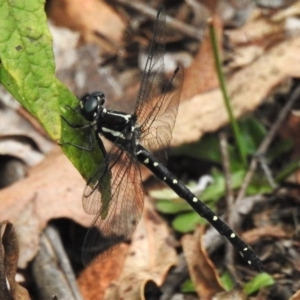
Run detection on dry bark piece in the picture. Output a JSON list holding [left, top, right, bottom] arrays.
[[32, 225, 83, 300]]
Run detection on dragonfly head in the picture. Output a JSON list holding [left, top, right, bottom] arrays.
[[80, 91, 105, 121]]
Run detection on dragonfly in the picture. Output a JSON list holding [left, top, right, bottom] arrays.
[[61, 6, 263, 271]]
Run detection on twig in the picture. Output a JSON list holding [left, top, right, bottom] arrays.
[[219, 131, 234, 205], [237, 84, 300, 201], [114, 0, 203, 41], [219, 131, 238, 277], [31, 225, 83, 300], [258, 155, 277, 188]]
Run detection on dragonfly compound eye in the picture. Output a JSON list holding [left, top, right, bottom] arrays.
[[90, 91, 105, 106], [82, 94, 100, 121]]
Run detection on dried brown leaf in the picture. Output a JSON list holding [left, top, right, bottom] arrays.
[[78, 244, 129, 300], [2, 223, 19, 294], [0, 147, 92, 268], [181, 227, 224, 299], [227, 14, 285, 48], [181, 17, 222, 100], [0, 222, 30, 300], [0, 223, 10, 300], [290, 289, 300, 300], [48, 0, 125, 51], [242, 225, 288, 244], [104, 200, 178, 299], [0, 104, 53, 166], [173, 34, 300, 147]]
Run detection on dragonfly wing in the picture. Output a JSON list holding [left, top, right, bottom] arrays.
[[134, 6, 165, 129], [83, 156, 111, 215], [140, 66, 183, 162], [134, 7, 183, 163], [82, 146, 144, 266]]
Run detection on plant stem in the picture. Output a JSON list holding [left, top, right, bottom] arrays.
[[208, 18, 247, 166]]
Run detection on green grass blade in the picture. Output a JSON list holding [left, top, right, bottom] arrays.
[[208, 19, 247, 166]]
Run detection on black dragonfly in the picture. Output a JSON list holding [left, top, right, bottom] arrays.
[[62, 6, 263, 271]]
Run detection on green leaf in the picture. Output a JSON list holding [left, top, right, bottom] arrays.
[[0, 0, 104, 181], [220, 272, 234, 291], [239, 117, 266, 155], [201, 168, 245, 202], [0, 0, 60, 131], [156, 199, 192, 214], [150, 187, 182, 201], [172, 211, 206, 233], [243, 273, 275, 295], [246, 175, 273, 195], [181, 279, 195, 293], [154, 168, 244, 206], [170, 134, 222, 163]]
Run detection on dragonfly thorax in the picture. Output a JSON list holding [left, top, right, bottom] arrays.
[[80, 91, 140, 145], [99, 109, 140, 145]]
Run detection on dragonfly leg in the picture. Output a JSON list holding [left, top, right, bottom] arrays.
[[59, 115, 94, 151], [61, 115, 91, 129]]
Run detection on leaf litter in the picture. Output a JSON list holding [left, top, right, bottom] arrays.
[[1, 0, 300, 299]]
